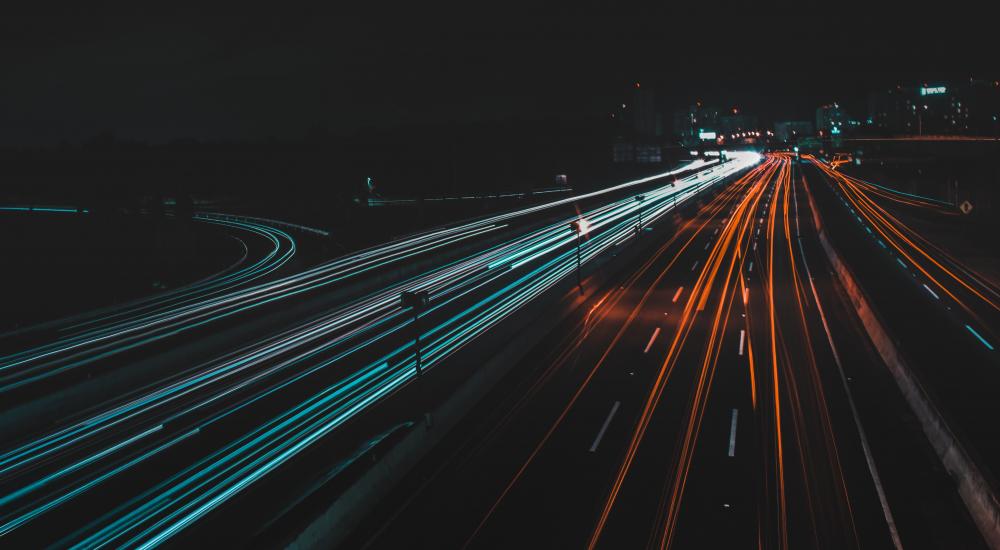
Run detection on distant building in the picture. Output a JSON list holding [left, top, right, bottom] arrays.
[[626, 86, 661, 139], [719, 111, 759, 136], [867, 80, 1000, 135], [816, 103, 849, 136], [613, 141, 633, 163], [673, 102, 721, 146], [612, 141, 662, 163], [773, 121, 814, 142], [673, 108, 696, 144]]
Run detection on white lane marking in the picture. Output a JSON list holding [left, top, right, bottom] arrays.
[[644, 327, 661, 354], [714, 228, 720, 235], [589, 401, 621, 452], [728, 409, 739, 457], [738, 330, 746, 356], [922, 283, 940, 300], [705, 241, 711, 250], [748, 260, 753, 273], [691, 260, 699, 271], [672, 286, 684, 303], [966, 324, 995, 351], [753, 242, 758, 251], [792, 172, 802, 237], [795, 227, 904, 550]]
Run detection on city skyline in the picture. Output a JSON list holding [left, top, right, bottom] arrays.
[[2, 9, 995, 145]]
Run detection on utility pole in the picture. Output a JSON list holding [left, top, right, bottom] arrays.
[[569, 220, 587, 294], [635, 195, 646, 241], [400, 290, 430, 376]]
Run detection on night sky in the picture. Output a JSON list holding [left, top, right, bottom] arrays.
[[2, 7, 993, 145]]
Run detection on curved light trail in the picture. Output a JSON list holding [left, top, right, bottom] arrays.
[[0, 155, 760, 547]]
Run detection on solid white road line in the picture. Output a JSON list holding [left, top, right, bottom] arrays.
[[738, 329, 745, 356], [794, 217, 903, 550], [728, 408, 738, 457], [589, 401, 621, 452], [644, 327, 661, 354], [923, 283, 940, 300]]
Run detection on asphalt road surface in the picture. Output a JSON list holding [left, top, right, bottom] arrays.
[[350, 154, 986, 550], [0, 157, 756, 547]]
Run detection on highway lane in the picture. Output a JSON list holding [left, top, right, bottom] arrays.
[[0, 156, 758, 547], [0, 160, 718, 406], [810, 159, 1000, 355], [803, 157, 1000, 545], [659, 156, 891, 549], [0, 212, 296, 349], [352, 154, 985, 549], [346, 158, 774, 548]]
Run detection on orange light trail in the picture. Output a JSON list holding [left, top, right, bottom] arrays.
[[463, 163, 769, 548], [588, 157, 779, 549]]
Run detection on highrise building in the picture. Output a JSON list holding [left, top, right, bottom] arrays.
[[773, 121, 814, 142], [816, 103, 848, 136], [867, 80, 1000, 135]]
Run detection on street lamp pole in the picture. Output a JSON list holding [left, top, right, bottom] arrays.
[[413, 311, 421, 375], [635, 194, 645, 241], [569, 221, 584, 294], [400, 290, 430, 376]]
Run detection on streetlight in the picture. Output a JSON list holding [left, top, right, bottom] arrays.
[[400, 290, 430, 376], [634, 195, 646, 241], [569, 219, 589, 294]]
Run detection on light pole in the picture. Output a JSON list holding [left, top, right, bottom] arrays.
[[400, 290, 430, 376], [569, 219, 589, 294], [634, 195, 645, 241]]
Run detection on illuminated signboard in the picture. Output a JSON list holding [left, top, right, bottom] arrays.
[[920, 86, 946, 96], [698, 130, 717, 140]]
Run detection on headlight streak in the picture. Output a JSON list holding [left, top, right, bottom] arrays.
[[809, 158, 999, 351], [588, 157, 777, 549], [0, 223, 508, 392], [0, 217, 295, 373], [0, 155, 761, 547], [0, 215, 294, 350], [1, 160, 715, 391], [55, 217, 296, 334]]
